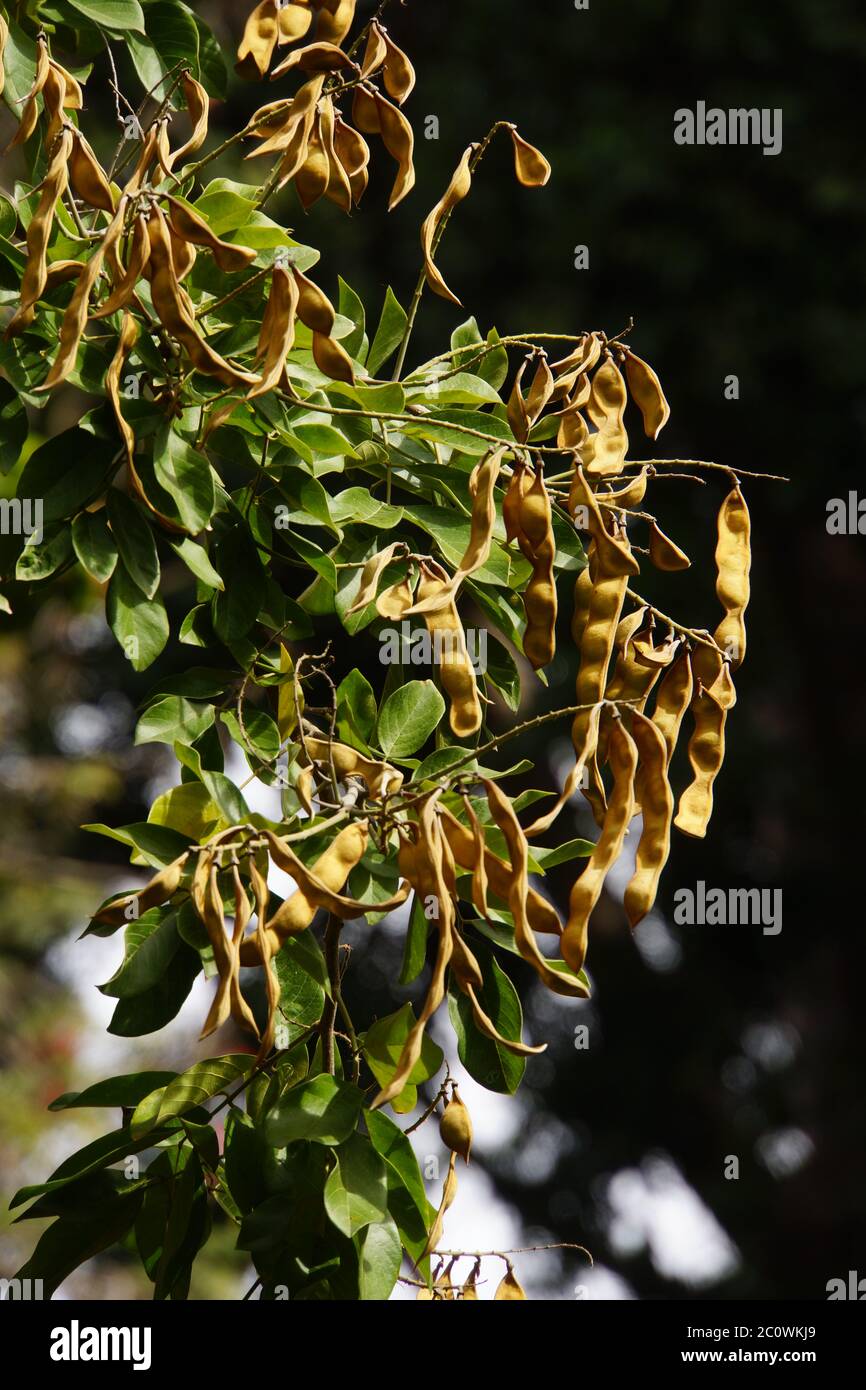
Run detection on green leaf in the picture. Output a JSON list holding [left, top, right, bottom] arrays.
[[125, 31, 164, 91], [220, 707, 280, 768], [324, 1133, 389, 1238], [131, 1055, 252, 1139], [408, 372, 501, 407], [401, 409, 513, 456], [447, 942, 527, 1094], [362, 1003, 444, 1114], [17, 430, 116, 522], [98, 909, 181, 999], [142, 0, 199, 73], [11, 1125, 172, 1211], [154, 426, 215, 534], [169, 536, 224, 590], [0, 377, 27, 474], [365, 1109, 432, 1269], [264, 1075, 363, 1147], [48, 1071, 177, 1112], [108, 942, 200, 1036], [377, 680, 445, 759], [193, 10, 229, 97], [413, 746, 474, 783], [292, 422, 359, 459], [338, 276, 367, 359], [15, 524, 73, 582], [212, 526, 266, 641], [357, 1217, 402, 1300], [367, 287, 408, 375], [533, 837, 596, 869], [72, 510, 117, 582], [82, 820, 190, 871], [485, 632, 522, 711], [146, 782, 221, 841], [336, 667, 377, 749], [106, 560, 169, 671], [330, 488, 403, 529], [13, 1193, 144, 1298], [399, 891, 430, 985], [273, 936, 327, 1042], [66, 0, 146, 33], [135, 694, 214, 746]]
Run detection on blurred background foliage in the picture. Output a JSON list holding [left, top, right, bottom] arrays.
[[1, 0, 864, 1299]]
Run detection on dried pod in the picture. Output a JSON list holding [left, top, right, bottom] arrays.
[[494, 1262, 527, 1300], [648, 520, 691, 571], [316, 0, 356, 45], [420, 143, 475, 304], [439, 1089, 472, 1164], [623, 348, 670, 439], [237, 0, 281, 79], [69, 130, 115, 212], [271, 40, 355, 76], [508, 126, 551, 187]]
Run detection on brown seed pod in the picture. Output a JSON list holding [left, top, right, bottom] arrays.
[[648, 519, 691, 571], [508, 126, 551, 187], [236, 0, 281, 79], [420, 143, 475, 304], [494, 1262, 527, 1299], [623, 347, 670, 439]]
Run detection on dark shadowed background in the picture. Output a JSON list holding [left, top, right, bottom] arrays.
[[1, 0, 864, 1299]]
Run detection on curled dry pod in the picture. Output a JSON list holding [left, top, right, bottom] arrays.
[[374, 88, 415, 209], [526, 354, 554, 422], [713, 482, 750, 669], [69, 130, 115, 212], [598, 464, 649, 511], [420, 143, 475, 305], [106, 311, 139, 468], [462, 1262, 481, 1300], [352, 82, 380, 135], [379, 26, 416, 104], [507, 356, 532, 444], [650, 645, 694, 765], [240, 821, 370, 963], [495, 1262, 527, 1300], [623, 348, 670, 440], [438, 806, 563, 939], [43, 260, 84, 291], [170, 73, 210, 169], [452, 446, 504, 585], [263, 826, 410, 921], [36, 197, 128, 392], [551, 332, 602, 398], [319, 97, 352, 211], [570, 465, 640, 578], [376, 570, 416, 618], [164, 196, 257, 273], [373, 798, 454, 1110], [93, 852, 189, 928], [347, 542, 404, 613], [451, 930, 547, 1057], [7, 37, 50, 151], [508, 126, 551, 187], [440, 1088, 472, 1163], [236, 0, 280, 79], [92, 213, 150, 319], [503, 463, 530, 544], [249, 263, 299, 398], [360, 20, 388, 76], [483, 778, 588, 999], [648, 519, 691, 571], [271, 40, 355, 76], [4, 126, 73, 338], [315, 0, 357, 45], [303, 737, 403, 798]]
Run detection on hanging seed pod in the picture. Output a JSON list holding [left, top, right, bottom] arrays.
[[249, 264, 299, 398], [7, 38, 50, 151], [494, 1262, 527, 1300], [420, 143, 475, 304], [378, 26, 416, 104], [316, 0, 357, 45], [271, 40, 355, 76], [294, 109, 330, 209], [277, 0, 314, 46], [237, 0, 281, 79], [462, 1261, 481, 1300], [623, 347, 670, 439], [164, 197, 257, 273], [69, 130, 115, 213], [439, 1088, 472, 1163], [92, 852, 189, 928], [360, 21, 388, 77], [508, 126, 551, 187], [0, 15, 8, 99], [648, 519, 691, 571], [713, 482, 750, 669], [168, 73, 210, 169], [333, 116, 370, 204], [4, 126, 74, 338]]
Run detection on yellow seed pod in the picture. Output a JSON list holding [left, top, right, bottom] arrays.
[[508, 125, 551, 187], [673, 653, 727, 839], [562, 717, 638, 973], [376, 571, 416, 618], [623, 348, 670, 439], [4, 126, 73, 339], [347, 542, 404, 614], [170, 73, 210, 168], [69, 131, 115, 212], [494, 1262, 527, 1299], [294, 110, 330, 209], [277, 0, 314, 46], [0, 15, 8, 99], [164, 197, 257, 274], [438, 807, 563, 940], [416, 561, 482, 738], [713, 483, 750, 669], [333, 116, 370, 204], [316, 0, 356, 45], [312, 329, 355, 383], [380, 26, 415, 104], [623, 713, 674, 927], [92, 851, 188, 928], [271, 40, 354, 77], [650, 646, 694, 764], [462, 1262, 480, 1300], [236, 0, 280, 80], [440, 1088, 472, 1164], [249, 264, 299, 399], [648, 520, 691, 571], [375, 89, 415, 209], [519, 468, 558, 670]]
